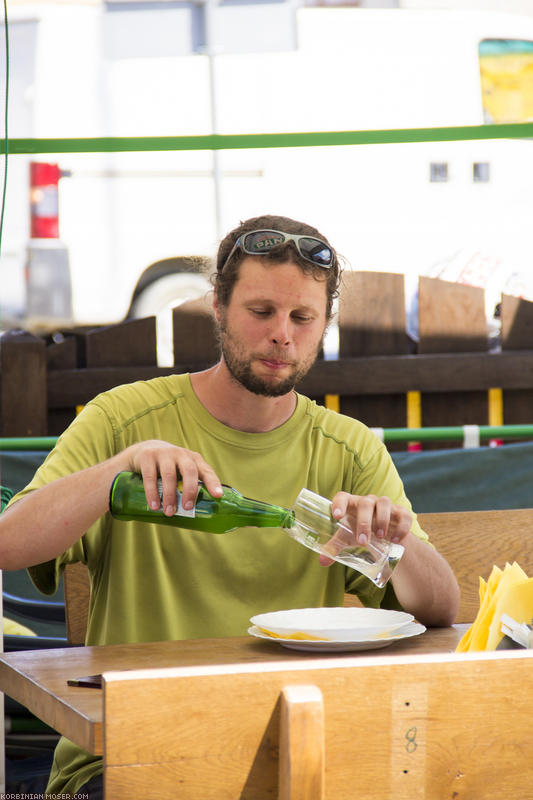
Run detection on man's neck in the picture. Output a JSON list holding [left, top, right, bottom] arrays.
[[190, 362, 297, 433]]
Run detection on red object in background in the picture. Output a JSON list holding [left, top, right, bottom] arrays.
[[30, 162, 61, 238]]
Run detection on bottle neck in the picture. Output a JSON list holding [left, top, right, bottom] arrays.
[[224, 488, 293, 529]]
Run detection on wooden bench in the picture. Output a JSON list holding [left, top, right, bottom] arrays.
[[417, 508, 533, 622], [344, 508, 533, 621], [64, 508, 533, 643], [58, 509, 533, 797], [102, 647, 533, 799]]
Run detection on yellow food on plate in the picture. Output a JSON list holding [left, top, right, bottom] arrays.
[[259, 627, 329, 641]]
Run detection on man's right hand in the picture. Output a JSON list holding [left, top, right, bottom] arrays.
[[124, 440, 223, 515]]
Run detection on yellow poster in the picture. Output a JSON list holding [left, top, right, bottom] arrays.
[[479, 38, 533, 123]]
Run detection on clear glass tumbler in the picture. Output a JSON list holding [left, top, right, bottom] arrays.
[[284, 488, 404, 587]]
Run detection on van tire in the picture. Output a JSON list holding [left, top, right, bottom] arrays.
[[130, 272, 212, 365]]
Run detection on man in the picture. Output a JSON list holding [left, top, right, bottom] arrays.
[[0, 214, 459, 796]]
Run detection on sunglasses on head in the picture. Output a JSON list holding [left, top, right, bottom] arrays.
[[221, 229, 335, 271]]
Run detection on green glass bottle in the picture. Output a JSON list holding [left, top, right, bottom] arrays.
[[109, 471, 294, 534]]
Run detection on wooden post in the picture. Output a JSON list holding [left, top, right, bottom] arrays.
[[46, 332, 78, 434], [172, 297, 219, 364], [279, 685, 325, 800], [338, 271, 409, 444], [417, 277, 488, 447], [84, 317, 157, 368], [500, 294, 533, 433], [0, 330, 47, 436]]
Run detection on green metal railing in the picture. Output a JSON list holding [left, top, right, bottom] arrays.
[[2, 425, 533, 451], [373, 425, 533, 443]]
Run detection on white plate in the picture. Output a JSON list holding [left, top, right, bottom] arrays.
[[248, 622, 426, 652], [250, 607, 414, 641]]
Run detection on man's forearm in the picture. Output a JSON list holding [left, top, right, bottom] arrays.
[[391, 533, 460, 627], [0, 450, 132, 570]]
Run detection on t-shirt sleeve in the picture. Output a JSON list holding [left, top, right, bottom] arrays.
[[7, 402, 117, 596]]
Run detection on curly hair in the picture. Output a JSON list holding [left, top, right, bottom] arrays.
[[213, 214, 342, 320]]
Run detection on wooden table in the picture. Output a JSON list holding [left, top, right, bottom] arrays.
[[0, 626, 465, 756], [2, 625, 533, 799]]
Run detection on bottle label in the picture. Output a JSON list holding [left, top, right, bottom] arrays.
[[157, 479, 196, 518]]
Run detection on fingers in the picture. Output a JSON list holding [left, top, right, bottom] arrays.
[[177, 455, 223, 512], [319, 492, 412, 569], [331, 492, 412, 545], [127, 440, 222, 516], [388, 504, 413, 544]]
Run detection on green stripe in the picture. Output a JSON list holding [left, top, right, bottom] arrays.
[[4, 123, 533, 154]]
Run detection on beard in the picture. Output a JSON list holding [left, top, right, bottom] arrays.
[[218, 317, 322, 398]]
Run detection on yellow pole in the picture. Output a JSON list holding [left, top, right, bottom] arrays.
[[407, 390, 422, 451], [324, 394, 340, 413], [488, 387, 503, 447]]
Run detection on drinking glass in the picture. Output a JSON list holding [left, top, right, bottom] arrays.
[[284, 488, 404, 587]]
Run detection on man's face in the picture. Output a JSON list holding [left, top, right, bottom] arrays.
[[216, 256, 328, 397]]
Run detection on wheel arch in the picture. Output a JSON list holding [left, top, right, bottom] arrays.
[[128, 254, 213, 315]]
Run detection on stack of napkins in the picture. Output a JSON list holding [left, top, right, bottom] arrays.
[[456, 562, 533, 652]]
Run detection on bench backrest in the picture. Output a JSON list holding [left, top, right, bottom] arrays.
[[64, 562, 90, 644], [102, 648, 533, 798], [64, 507, 533, 642], [417, 508, 533, 623]]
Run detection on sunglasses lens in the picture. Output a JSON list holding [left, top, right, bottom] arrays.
[[298, 237, 333, 266], [241, 230, 333, 268], [243, 230, 285, 253]]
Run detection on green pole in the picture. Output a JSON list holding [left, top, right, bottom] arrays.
[[2, 425, 533, 450], [0, 436, 58, 450], [381, 425, 533, 442]]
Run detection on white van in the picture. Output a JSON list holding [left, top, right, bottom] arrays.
[[1, 3, 533, 354]]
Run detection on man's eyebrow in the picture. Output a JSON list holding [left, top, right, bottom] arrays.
[[245, 297, 319, 310]]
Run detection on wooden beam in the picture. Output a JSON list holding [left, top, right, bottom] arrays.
[[46, 351, 533, 407]]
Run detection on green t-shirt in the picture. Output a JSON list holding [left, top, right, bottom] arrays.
[[10, 373, 429, 794]]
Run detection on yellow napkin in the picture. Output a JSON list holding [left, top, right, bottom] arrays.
[[456, 562, 533, 652]]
